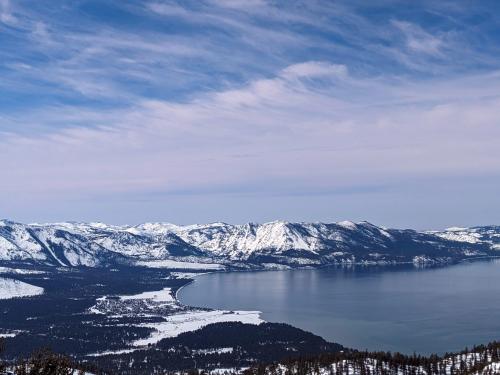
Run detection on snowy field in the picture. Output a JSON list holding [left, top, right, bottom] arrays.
[[0, 266, 46, 275], [0, 278, 44, 299], [0, 332, 18, 338], [118, 286, 175, 304], [169, 272, 207, 279], [132, 309, 263, 347]]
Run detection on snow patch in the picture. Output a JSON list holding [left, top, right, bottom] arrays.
[[0, 278, 44, 299], [119, 287, 175, 304], [0, 333, 17, 338], [337, 221, 357, 230], [194, 347, 234, 355], [132, 310, 263, 346], [169, 272, 206, 279], [0, 267, 45, 275], [137, 259, 224, 270]]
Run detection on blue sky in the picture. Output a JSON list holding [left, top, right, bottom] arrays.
[[1, 0, 499, 229]]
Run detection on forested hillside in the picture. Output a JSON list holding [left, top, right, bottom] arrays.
[[244, 343, 500, 375]]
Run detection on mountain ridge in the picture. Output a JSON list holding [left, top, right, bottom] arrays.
[[0, 219, 498, 268]]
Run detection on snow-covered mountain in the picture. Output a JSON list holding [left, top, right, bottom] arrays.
[[0, 219, 497, 268], [430, 226, 500, 250], [0, 220, 127, 267]]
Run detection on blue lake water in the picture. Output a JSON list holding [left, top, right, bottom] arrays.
[[178, 259, 500, 355]]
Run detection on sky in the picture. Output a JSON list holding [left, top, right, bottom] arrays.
[[1, 0, 499, 229]]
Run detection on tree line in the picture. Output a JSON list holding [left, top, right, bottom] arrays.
[[0, 340, 102, 375], [243, 342, 500, 375]]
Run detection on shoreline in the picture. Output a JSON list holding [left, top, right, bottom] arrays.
[[173, 254, 500, 305], [6, 257, 500, 357], [171, 257, 500, 356], [174, 272, 213, 303]]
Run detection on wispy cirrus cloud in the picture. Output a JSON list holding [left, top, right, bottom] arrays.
[[1, 1, 500, 226], [2, 62, 499, 195], [2, 0, 496, 113], [392, 20, 445, 56]]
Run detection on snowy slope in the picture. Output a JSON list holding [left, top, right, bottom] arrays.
[[135, 221, 396, 258], [430, 226, 500, 250], [0, 219, 497, 268], [0, 277, 44, 299], [0, 220, 126, 267], [255, 355, 500, 375]]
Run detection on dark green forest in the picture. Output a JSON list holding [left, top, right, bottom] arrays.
[[3, 328, 500, 375]]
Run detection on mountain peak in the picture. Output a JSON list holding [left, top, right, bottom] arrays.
[[0, 219, 498, 268]]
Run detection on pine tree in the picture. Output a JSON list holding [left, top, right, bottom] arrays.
[[0, 339, 6, 373]]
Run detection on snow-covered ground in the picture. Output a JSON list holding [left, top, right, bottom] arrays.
[[169, 272, 207, 279], [86, 277, 264, 356], [259, 352, 500, 375], [123, 273, 265, 347], [3, 366, 95, 375], [118, 286, 175, 304], [194, 347, 234, 355], [86, 348, 138, 357], [0, 266, 45, 275], [477, 361, 500, 374], [132, 309, 263, 347], [0, 332, 18, 338], [136, 259, 225, 270], [433, 229, 483, 243], [0, 278, 44, 299]]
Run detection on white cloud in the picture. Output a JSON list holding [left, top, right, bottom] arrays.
[[1, 62, 499, 201], [0, 0, 17, 25], [392, 20, 444, 56], [1, 1, 500, 224], [147, 2, 191, 17], [281, 62, 348, 79]]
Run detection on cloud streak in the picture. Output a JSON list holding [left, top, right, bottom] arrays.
[[2, 62, 499, 195], [1, 0, 500, 226]]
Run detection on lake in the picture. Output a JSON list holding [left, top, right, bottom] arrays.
[[178, 259, 500, 355]]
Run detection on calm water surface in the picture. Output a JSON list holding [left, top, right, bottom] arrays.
[[179, 259, 500, 355]]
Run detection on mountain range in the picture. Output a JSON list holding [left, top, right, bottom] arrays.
[[0, 219, 498, 268]]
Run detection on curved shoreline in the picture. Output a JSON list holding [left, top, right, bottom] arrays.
[[174, 273, 210, 303], [173, 258, 500, 356]]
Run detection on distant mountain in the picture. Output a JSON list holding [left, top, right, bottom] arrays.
[[430, 225, 500, 250], [0, 219, 497, 268]]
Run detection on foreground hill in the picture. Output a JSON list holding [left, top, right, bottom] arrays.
[[244, 341, 500, 375], [0, 220, 497, 268], [3, 323, 500, 374], [88, 322, 344, 374]]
